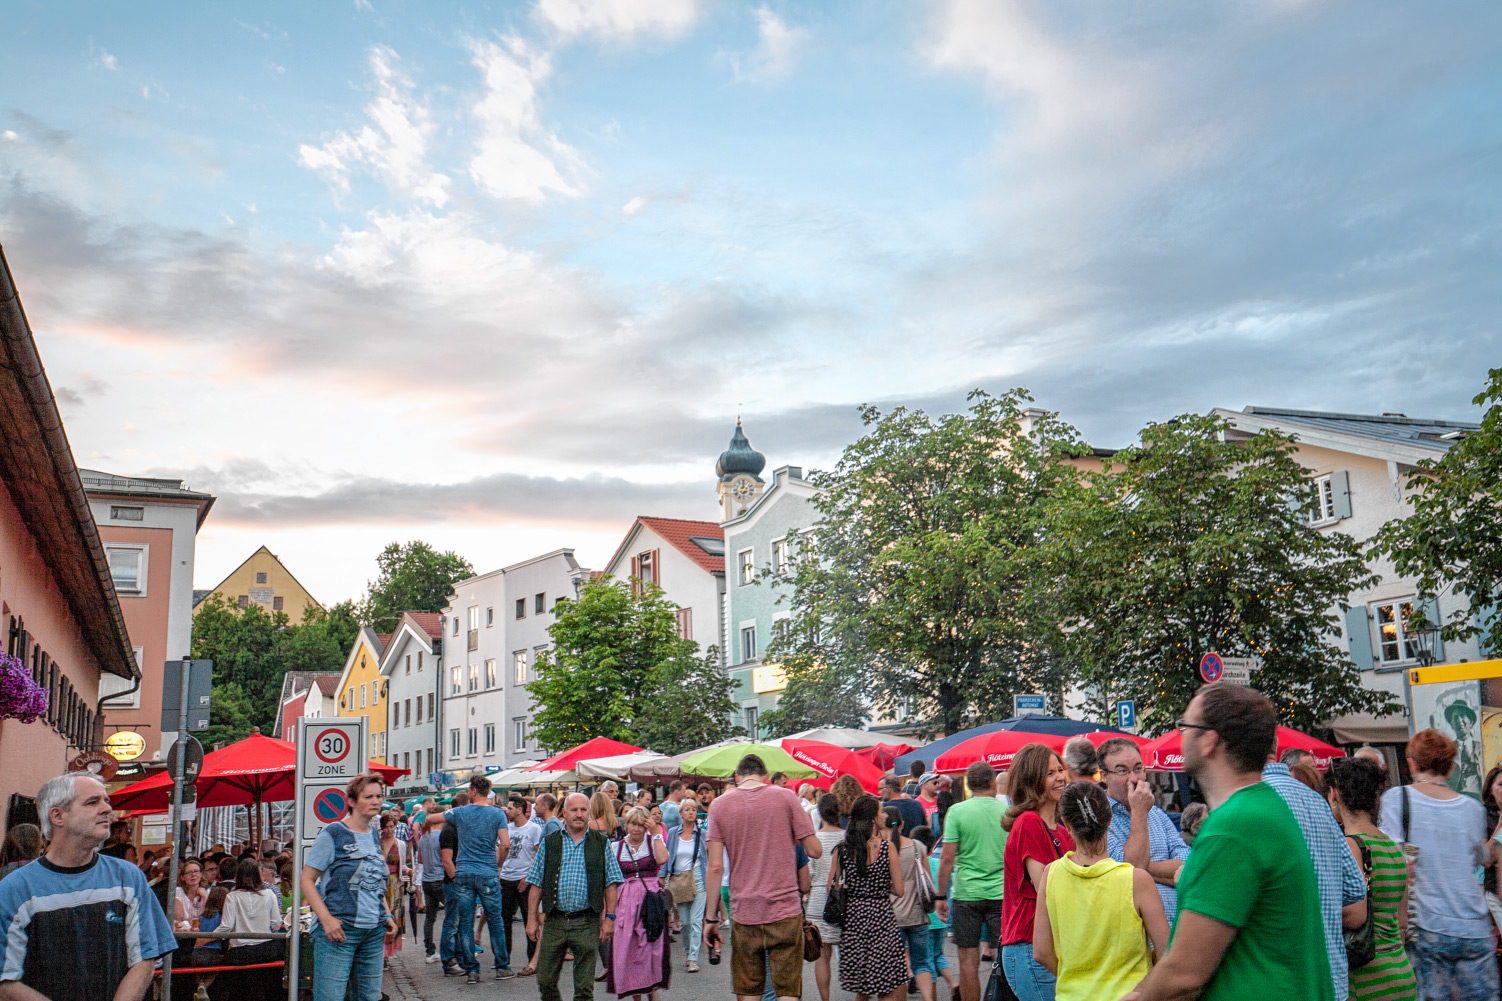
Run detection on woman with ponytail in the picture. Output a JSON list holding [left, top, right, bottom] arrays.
[[1032, 782, 1168, 1001], [827, 795, 907, 1001]]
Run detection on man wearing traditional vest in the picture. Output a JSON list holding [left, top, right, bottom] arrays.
[[526, 793, 626, 1001]]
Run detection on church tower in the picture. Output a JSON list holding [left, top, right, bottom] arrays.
[[716, 419, 766, 521]]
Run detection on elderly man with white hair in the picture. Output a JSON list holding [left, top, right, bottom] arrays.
[[0, 773, 176, 1001]]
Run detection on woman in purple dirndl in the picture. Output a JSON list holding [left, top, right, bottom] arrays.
[[606, 807, 672, 1001]]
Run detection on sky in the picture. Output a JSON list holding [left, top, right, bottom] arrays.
[[2, 0, 1499, 605]]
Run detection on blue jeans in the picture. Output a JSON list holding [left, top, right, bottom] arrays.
[[312, 922, 384, 1001], [1409, 928, 1499, 1001], [929, 927, 949, 972], [453, 873, 509, 972], [904, 925, 935, 978], [440, 882, 462, 963], [676, 890, 706, 962], [1001, 942, 1056, 1001]]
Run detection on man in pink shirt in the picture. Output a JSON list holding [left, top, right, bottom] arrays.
[[704, 754, 822, 1001]]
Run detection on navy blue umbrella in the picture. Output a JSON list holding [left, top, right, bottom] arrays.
[[894, 714, 1130, 776]]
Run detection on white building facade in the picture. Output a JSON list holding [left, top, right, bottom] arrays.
[[382, 612, 444, 793], [601, 518, 726, 659]]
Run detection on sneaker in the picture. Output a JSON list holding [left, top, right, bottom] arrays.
[[466, 972, 479, 985], [194, 986, 210, 1001], [495, 969, 516, 981], [685, 960, 699, 973], [473, 945, 484, 954], [425, 952, 439, 964], [443, 963, 465, 977]]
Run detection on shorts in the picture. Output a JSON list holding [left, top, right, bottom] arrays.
[[951, 898, 1002, 950], [903, 924, 935, 977], [929, 927, 948, 972], [729, 912, 804, 999]]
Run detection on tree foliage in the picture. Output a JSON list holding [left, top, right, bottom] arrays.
[[361, 541, 474, 634], [1373, 368, 1502, 653], [774, 389, 1088, 737], [1041, 413, 1396, 734], [526, 577, 740, 754], [190, 595, 360, 738]]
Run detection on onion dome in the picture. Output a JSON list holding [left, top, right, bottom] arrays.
[[715, 419, 766, 478]]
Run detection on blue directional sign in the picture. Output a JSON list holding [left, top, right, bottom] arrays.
[[1116, 700, 1137, 730], [1014, 693, 1047, 715]]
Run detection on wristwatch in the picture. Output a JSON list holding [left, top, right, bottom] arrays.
[[605, 912, 616, 920]]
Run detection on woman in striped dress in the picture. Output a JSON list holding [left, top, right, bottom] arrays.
[[1326, 758, 1417, 1001]]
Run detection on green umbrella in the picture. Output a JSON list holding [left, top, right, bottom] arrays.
[[679, 742, 819, 780]]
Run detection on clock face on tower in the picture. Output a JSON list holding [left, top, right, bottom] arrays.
[[731, 476, 756, 502]]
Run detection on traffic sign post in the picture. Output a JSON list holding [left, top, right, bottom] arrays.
[[289, 715, 367, 1001], [1116, 700, 1137, 732], [1201, 652, 1260, 686], [1199, 653, 1223, 684]]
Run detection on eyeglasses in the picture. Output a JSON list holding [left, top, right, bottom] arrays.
[[1103, 764, 1146, 777], [1176, 720, 1213, 733]]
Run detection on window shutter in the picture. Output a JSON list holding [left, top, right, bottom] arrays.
[[650, 549, 661, 585], [1345, 605, 1374, 671], [1331, 470, 1352, 520], [1478, 602, 1500, 658], [1421, 596, 1445, 661]]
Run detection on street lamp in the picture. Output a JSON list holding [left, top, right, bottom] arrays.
[[1409, 622, 1441, 668]]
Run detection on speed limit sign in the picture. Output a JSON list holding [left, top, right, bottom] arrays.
[[299, 720, 365, 780]]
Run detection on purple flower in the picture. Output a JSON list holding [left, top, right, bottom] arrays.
[[0, 653, 49, 723]]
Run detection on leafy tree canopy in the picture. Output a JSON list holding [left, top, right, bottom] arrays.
[[1373, 368, 1502, 653], [775, 389, 1088, 737], [361, 541, 474, 634], [1042, 413, 1397, 734], [526, 577, 739, 754]]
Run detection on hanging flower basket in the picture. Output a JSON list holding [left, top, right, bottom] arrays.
[[0, 653, 48, 723]]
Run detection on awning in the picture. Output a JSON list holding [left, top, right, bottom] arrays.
[[1326, 712, 1410, 745]]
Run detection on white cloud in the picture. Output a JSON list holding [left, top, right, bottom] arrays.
[[728, 7, 807, 83], [534, 0, 699, 43], [297, 45, 451, 207], [94, 50, 118, 71], [466, 37, 583, 202], [0, 131, 16, 142], [621, 195, 648, 217]]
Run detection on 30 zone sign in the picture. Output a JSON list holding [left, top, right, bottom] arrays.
[[302, 722, 362, 779]]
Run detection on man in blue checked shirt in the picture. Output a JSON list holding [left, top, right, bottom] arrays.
[[1099, 737, 1191, 926], [525, 793, 624, 1001], [1263, 758, 1367, 1001]]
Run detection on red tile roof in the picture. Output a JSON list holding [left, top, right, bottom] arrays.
[[406, 612, 443, 639], [607, 516, 725, 577], [314, 677, 340, 696]]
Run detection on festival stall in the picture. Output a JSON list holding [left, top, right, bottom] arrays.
[[1142, 725, 1345, 771]]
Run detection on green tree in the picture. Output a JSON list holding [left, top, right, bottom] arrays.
[[199, 681, 257, 748], [526, 577, 736, 752], [1042, 413, 1397, 734], [1372, 368, 1502, 653], [361, 541, 474, 633], [776, 389, 1088, 737], [635, 646, 741, 754], [758, 648, 867, 737]]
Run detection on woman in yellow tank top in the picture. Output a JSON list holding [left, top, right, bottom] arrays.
[[1032, 782, 1171, 1001]]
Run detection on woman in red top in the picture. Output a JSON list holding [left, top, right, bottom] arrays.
[[999, 744, 1072, 1001]]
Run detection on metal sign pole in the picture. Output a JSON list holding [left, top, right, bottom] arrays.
[[161, 658, 190, 1001]]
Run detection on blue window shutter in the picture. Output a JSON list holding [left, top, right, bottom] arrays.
[[1345, 605, 1374, 671], [1420, 596, 1445, 661], [1331, 470, 1351, 520]]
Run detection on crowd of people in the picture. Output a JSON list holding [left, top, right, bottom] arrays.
[[2, 685, 1501, 1001]]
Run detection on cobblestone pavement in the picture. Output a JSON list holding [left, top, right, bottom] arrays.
[[385, 924, 967, 1001]]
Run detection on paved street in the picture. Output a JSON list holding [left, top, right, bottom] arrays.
[[384, 923, 967, 1001]]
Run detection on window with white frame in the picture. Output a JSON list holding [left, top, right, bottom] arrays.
[[379, 731, 386, 755], [738, 549, 754, 586], [109, 505, 144, 521], [360, 684, 367, 707], [467, 727, 478, 757], [371, 680, 379, 705], [450, 666, 461, 695], [1310, 474, 1337, 523], [106, 545, 147, 595], [99, 646, 145, 708], [467, 606, 480, 651], [451, 729, 461, 757], [453, 617, 459, 636], [484, 723, 496, 754], [741, 624, 758, 661], [485, 659, 497, 688], [486, 607, 494, 627], [468, 663, 479, 691], [513, 718, 527, 752], [1375, 600, 1418, 663], [772, 538, 789, 575], [369, 733, 377, 756], [743, 705, 759, 738], [514, 650, 528, 685]]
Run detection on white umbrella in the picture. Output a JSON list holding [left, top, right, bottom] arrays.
[[633, 737, 755, 782], [576, 752, 670, 780], [513, 769, 577, 787], [779, 727, 889, 749]]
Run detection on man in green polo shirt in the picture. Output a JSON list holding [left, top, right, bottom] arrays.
[[1122, 683, 1332, 1001], [936, 760, 1007, 1001]]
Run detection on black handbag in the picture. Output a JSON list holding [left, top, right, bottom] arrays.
[[821, 845, 848, 927], [1344, 837, 1376, 969]]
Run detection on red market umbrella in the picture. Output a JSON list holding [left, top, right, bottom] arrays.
[[1078, 730, 1151, 749], [854, 742, 916, 773], [781, 739, 888, 794], [108, 733, 408, 813], [934, 731, 1067, 774], [1142, 725, 1345, 772], [528, 736, 644, 772]]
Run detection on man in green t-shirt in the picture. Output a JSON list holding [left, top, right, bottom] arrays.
[[935, 760, 1007, 1001], [1123, 683, 1333, 1001]]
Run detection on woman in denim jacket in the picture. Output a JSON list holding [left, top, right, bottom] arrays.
[[661, 798, 709, 972]]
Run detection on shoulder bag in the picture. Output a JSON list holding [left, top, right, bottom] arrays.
[[666, 829, 699, 905], [912, 842, 937, 913], [1343, 836, 1376, 969], [1399, 787, 1419, 947], [821, 843, 848, 927]]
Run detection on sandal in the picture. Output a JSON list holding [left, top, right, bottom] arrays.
[[518, 966, 537, 977]]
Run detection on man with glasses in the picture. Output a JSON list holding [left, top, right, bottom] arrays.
[[1123, 684, 1332, 1001], [1098, 737, 1190, 918]]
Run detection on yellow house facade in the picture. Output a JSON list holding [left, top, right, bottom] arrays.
[[193, 545, 323, 621], [334, 627, 389, 760]]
